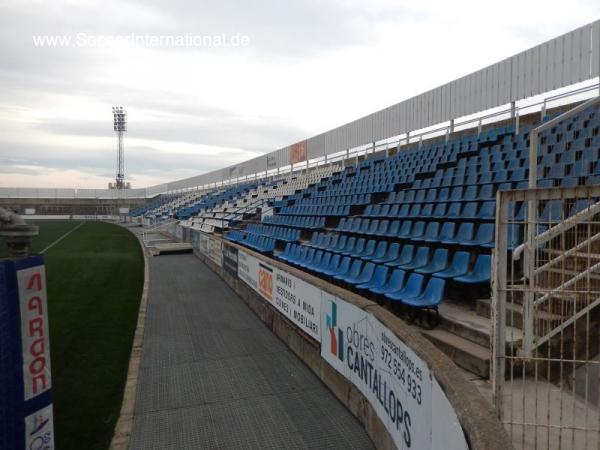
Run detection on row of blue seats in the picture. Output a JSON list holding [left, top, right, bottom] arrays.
[[279, 204, 351, 217], [278, 243, 491, 302], [245, 223, 300, 242], [295, 194, 371, 206], [263, 214, 325, 229], [329, 219, 500, 248], [384, 183, 507, 205], [364, 200, 496, 221], [307, 231, 498, 262], [322, 183, 403, 195], [131, 193, 183, 217], [539, 161, 598, 178], [226, 231, 276, 253]]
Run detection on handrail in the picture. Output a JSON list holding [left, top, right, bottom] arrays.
[[151, 81, 600, 196], [513, 199, 600, 261], [518, 95, 600, 356]]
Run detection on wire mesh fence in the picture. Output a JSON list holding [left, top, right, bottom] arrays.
[[493, 185, 600, 450]]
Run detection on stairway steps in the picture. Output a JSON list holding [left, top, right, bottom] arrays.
[[476, 298, 564, 330], [439, 302, 522, 348], [421, 329, 490, 378]]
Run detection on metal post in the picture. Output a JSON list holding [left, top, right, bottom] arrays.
[[510, 100, 516, 119], [515, 110, 520, 135], [0, 208, 39, 259], [449, 119, 454, 133], [541, 100, 547, 120], [523, 129, 539, 356], [491, 191, 508, 419], [477, 119, 482, 135]]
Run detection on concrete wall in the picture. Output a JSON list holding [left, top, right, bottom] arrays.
[[190, 233, 509, 450]]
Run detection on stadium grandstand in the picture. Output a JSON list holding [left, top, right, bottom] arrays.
[[2, 17, 600, 450]]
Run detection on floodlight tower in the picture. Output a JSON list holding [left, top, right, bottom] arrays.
[[112, 106, 127, 189]]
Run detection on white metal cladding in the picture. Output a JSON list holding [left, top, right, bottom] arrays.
[[594, 20, 600, 76], [127, 21, 599, 195], [307, 134, 324, 160]]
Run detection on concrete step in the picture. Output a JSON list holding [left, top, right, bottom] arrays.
[[421, 328, 490, 378], [476, 298, 564, 331], [438, 302, 522, 348], [152, 242, 194, 255]]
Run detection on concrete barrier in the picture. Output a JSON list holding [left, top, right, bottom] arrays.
[[189, 231, 510, 450]]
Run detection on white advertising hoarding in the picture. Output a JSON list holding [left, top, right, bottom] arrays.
[[234, 249, 468, 450], [320, 292, 468, 450], [238, 250, 320, 341]]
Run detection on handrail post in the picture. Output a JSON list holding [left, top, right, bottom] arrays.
[[523, 130, 538, 356], [492, 191, 508, 419]]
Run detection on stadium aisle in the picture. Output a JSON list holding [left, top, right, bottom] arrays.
[[129, 254, 374, 450]]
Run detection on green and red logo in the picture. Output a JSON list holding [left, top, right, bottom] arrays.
[[325, 301, 344, 361]]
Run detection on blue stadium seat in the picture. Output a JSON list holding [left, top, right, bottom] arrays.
[[441, 222, 475, 245], [369, 269, 406, 295], [461, 202, 479, 219], [397, 221, 413, 238], [434, 251, 471, 279], [401, 277, 446, 309], [415, 222, 439, 242], [414, 248, 450, 275], [408, 221, 426, 240], [372, 242, 401, 264], [356, 265, 389, 292], [313, 253, 340, 275], [462, 223, 495, 248], [364, 241, 388, 261], [425, 221, 455, 244], [446, 203, 462, 218], [354, 239, 377, 258], [385, 244, 415, 267], [333, 259, 362, 281], [325, 256, 352, 277], [301, 250, 323, 269], [453, 254, 491, 284], [384, 273, 425, 302], [397, 246, 430, 270], [345, 262, 376, 285], [477, 201, 496, 220], [432, 203, 447, 218], [385, 220, 401, 237], [332, 235, 348, 252]]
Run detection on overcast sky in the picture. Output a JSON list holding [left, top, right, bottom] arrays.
[[0, 0, 598, 189]]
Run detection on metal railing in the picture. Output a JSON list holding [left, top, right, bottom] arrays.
[[520, 95, 600, 355], [141, 218, 178, 244], [492, 185, 600, 450]]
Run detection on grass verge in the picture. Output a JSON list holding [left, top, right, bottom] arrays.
[[39, 221, 143, 450]]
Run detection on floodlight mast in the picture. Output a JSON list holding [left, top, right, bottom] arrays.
[[112, 106, 127, 189]]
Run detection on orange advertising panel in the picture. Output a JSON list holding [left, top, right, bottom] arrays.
[[290, 140, 307, 164]]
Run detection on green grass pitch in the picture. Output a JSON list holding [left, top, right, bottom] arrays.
[[2, 220, 144, 450]]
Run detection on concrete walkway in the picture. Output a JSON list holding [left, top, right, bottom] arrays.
[[130, 254, 374, 450]]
